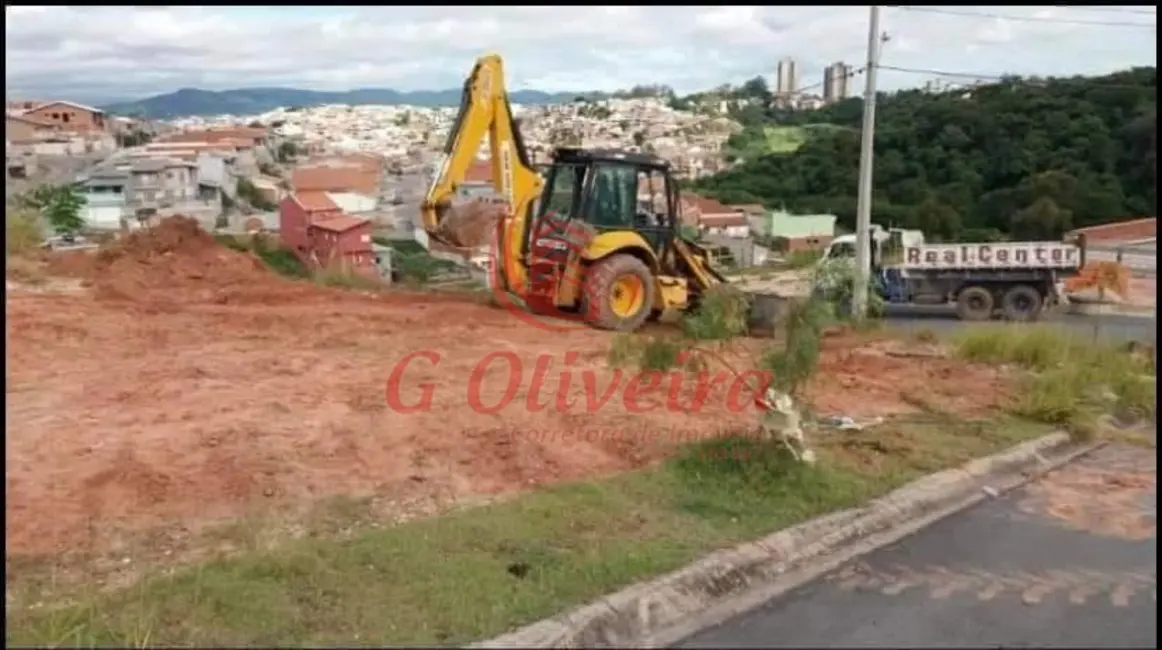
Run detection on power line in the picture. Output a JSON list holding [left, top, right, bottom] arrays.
[[892, 6, 1156, 28], [877, 63, 1155, 90], [1054, 7, 1158, 17]]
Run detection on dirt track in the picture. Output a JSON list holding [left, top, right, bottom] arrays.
[[5, 218, 1014, 558]]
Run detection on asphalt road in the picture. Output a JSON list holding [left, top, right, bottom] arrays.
[[882, 305, 1155, 345], [677, 444, 1157, 649]]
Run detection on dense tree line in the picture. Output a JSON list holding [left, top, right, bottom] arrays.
[[693, 68, 1156, 241]]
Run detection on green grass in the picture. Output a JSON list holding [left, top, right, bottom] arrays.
[[214, 234, 310, 279], [762, 126, 810, 154], [953, 325, 1156, 438], [6, 415, 1053, 647]]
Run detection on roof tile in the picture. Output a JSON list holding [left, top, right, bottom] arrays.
[[293, 190, 340, 212], [292, 165, 378, 195], [312, 215, 371, 233]]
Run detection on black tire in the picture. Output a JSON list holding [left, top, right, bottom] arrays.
[[1000, 284, 1044, 322], [582, 254, 656, 332], [956, 285, 994, 321]]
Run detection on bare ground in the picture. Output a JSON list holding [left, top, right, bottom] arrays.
[[5, 218, 1015, 564]]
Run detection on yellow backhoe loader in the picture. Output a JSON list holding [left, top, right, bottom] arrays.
[[419, 53, 781, 333]]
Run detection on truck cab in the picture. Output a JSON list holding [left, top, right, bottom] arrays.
[[819, 227, 925, 266]]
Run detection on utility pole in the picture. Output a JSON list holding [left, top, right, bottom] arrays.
[[852, 5, 882, 319]]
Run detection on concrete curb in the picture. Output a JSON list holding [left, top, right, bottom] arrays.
[[473, 432, 1105, 649]]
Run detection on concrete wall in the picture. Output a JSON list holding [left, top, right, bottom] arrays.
[[82, 200, 125, 230], [196, 153, 229, 188]]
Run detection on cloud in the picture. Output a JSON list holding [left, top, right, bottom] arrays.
[[4, 5, 1156, 103]]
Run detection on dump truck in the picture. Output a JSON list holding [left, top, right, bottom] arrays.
[[817, 229, 1087, 321]]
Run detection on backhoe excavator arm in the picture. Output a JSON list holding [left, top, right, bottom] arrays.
[[419, 53, 543, 294]]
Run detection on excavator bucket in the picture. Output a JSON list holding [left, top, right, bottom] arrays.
[[434, 201, 507, 249]]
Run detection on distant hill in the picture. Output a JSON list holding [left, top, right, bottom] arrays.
[[100, 86, 586, 119]]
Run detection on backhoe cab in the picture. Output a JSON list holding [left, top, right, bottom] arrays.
[[522, 147, 725, 331]]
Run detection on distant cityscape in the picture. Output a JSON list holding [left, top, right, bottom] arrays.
[[770, 57, 990, 109]]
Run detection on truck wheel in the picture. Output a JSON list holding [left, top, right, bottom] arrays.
[[1001, 284, 1043, 322], [582, 254, 656, 332], [956, 285, 994, 321]]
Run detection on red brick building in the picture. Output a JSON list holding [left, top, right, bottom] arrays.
[[18, 100, 107, 134], [307, 216, 377, 277], [278, 191, 375, 276], [279, 191, 343, 253]]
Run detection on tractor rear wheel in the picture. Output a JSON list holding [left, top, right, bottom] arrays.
[[582, 254, 655, 332]]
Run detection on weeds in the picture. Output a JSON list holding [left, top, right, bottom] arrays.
[[954, 327, 1156, 438], [313, 266, 384, 291], [214, 234, 309, 278], [6, 208, 44, 257]]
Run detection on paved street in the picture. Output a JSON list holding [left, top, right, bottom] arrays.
[[677, 445, 1157, 649], [883, 305, 1155, 345]]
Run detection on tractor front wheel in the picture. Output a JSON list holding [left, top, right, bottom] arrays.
[[582, 254, 655, 332]]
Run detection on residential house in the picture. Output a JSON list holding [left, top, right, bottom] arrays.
[[153, 127, 269, 174], [290, 162, 380, 213], [6, 112, 112, 157], [278, 190, 377, 277], [681, 193, 750, 238], [249, 176, 287, 206], [76, 156, 215, 230], [125, 157, 198, 219], [155, 126, 269, 149], [765, 210, 837, 252], [6, 113, 61, 142], [19, 101, 107, 134], [307, 215, 377, 278], [279, 191, 344, 253], [77, 167, 131, 230]]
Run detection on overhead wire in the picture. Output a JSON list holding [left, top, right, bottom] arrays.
[[892, 6, 1156, 29], [1045, 7, 1157, 17], [874, 64, 1152, 92], [879, 6, 1156, 92]]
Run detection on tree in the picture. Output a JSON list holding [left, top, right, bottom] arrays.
[[738, 76, 773, 106], [36, 185, 87, 237], [691, 66, 1156, 240], [1011, 197, 1072, 240], [276, 141, 300, 163]]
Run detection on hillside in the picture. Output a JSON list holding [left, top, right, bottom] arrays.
[[695, 67, 1157, 241], [101, 86, 582, 118]]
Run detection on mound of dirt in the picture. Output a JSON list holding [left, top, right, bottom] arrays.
[[438, 201, 506, 248], [88, 216, 284, 304]]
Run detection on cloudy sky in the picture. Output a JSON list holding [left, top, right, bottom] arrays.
[[4, 5, 1157, 103]]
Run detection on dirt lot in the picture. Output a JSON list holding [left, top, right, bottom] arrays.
[[5, 218, 1014, 561]]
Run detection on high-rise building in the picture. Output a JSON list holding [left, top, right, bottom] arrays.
[[775, 58, 799, 96], [822, 61, 853, 103]]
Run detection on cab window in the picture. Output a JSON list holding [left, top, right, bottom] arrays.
[[586, 163, 636, 229]]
